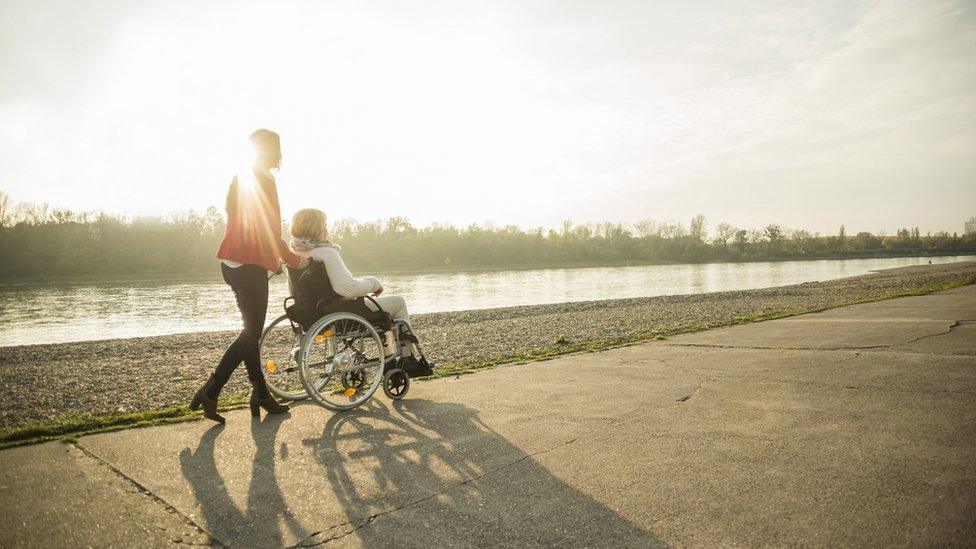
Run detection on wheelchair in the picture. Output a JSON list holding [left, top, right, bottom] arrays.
[[257, 260, 433, 411]]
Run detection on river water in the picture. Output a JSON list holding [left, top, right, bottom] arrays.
[[1, 255, 972, 347]]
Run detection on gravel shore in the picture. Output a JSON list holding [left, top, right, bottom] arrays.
[[1, 261, 974, 431]]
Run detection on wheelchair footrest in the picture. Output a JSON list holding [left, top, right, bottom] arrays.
[[399, 356, 434, 378]]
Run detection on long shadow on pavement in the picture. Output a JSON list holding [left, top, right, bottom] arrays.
[[300, 398, 661, 547], [179, 414, 307, 546]]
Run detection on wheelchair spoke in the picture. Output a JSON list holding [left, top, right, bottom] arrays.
[[259, 313, 310, 401], [299, 313, 386, 411]]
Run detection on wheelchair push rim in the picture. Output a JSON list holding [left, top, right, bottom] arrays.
[[299, 313, 386, 411], [258, 313, 325, 401]]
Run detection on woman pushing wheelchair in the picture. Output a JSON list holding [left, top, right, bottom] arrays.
[[191, 129, 306, 424], [192, 128, 433, 423]]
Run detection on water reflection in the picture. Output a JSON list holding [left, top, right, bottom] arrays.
[[1, 255, 972, 346]]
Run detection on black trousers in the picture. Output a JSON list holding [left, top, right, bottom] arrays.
[[211, 263, 269, 393]]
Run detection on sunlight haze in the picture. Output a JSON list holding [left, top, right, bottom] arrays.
[[1, 0, 973, 235]]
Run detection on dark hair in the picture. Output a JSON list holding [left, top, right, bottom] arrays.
[[225, 129, 281, 214], [249, 128, 281, 169], [249, 128, 280, 150]]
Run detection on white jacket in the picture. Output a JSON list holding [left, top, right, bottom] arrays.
[[293, 245, 381, 298]]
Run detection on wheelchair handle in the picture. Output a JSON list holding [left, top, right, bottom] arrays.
[[268, 262, 285, 280]]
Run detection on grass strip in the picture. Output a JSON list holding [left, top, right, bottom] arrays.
[[0, 396, 250, 450], [422, 277, 974, 378], [2, 277, 971, 449]]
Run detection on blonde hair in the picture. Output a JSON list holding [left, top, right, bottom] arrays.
[[290, 208, 327, 240]]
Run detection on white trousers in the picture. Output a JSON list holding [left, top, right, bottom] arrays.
[[366, 294, 413, 357], [365, 295, 410, 323]]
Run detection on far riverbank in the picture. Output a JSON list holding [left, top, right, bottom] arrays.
[[2, 249, 973, 286]]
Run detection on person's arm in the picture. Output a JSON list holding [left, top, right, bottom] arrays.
[[312, 247, 381, 298], [265, 181, 302, 269]]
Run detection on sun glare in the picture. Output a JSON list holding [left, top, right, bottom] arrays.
[[235, 141, 262, 191]]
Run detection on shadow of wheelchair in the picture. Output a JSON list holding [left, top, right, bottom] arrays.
[[300, 398, 662, 547]]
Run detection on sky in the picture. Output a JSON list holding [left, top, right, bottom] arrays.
[[0, 0, 973, 236]]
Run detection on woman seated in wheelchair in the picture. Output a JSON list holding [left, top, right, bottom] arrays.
[[288, 208, 433, 377]]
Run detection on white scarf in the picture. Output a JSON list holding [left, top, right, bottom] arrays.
[[290, 236, 341, 252]]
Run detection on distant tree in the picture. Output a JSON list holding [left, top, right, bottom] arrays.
[[764, 224, 784, 254], [560, 220, 574, 236], [689, 214, 707, 242], [633, 218, 658, 238], [788, 229, 814, 254], [0, 194, 974, 278], [0, 191, 11, 228], [202, 206, 225, 237], [385, 216, 415, 235], [714, 222, 735, 252], [659, 221, 686, 240], [853, 232, 882, 251], [13, 201, 50, 225], [733, 229, 749, 253]]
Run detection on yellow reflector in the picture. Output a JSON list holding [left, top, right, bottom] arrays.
[[265, 360, 277, 373], [315, 329, 334, 344], [344, 387, 357, 397]]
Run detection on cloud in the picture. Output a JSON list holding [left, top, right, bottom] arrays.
[[575, 0, 976, 233], [0, 0, 972, 234]]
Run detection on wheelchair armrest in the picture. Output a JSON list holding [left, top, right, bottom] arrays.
[[363, 295, 385, 314], [315, 295, 385, 314]]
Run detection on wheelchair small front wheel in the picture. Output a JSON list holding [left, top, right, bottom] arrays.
[[383, 369, 410, 400]]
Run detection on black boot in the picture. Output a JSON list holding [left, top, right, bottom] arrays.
[[190, 376, 225, 424], [249, 380, 289, 417], [399, 356, 435, 377]]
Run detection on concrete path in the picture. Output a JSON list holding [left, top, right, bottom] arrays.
[[2, 285, 974, 547]]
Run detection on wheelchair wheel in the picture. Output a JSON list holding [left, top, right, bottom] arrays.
[[299, 313, 385, 411], [258, 314, 319, 401], [383, 368, 410, 400]]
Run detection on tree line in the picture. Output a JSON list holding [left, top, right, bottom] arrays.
[[0, 193, 973, 278]]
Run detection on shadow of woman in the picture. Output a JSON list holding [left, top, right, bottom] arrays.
[[301, 398, 662, 547], [179, 414, 308, 547]]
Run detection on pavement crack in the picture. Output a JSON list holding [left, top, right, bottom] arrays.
[[667, 342, 871, 351], [676, 378, 715, 403], [69, 441, 221, 547], [893, 320, 971, 346], [290, 437, 581, 547]]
